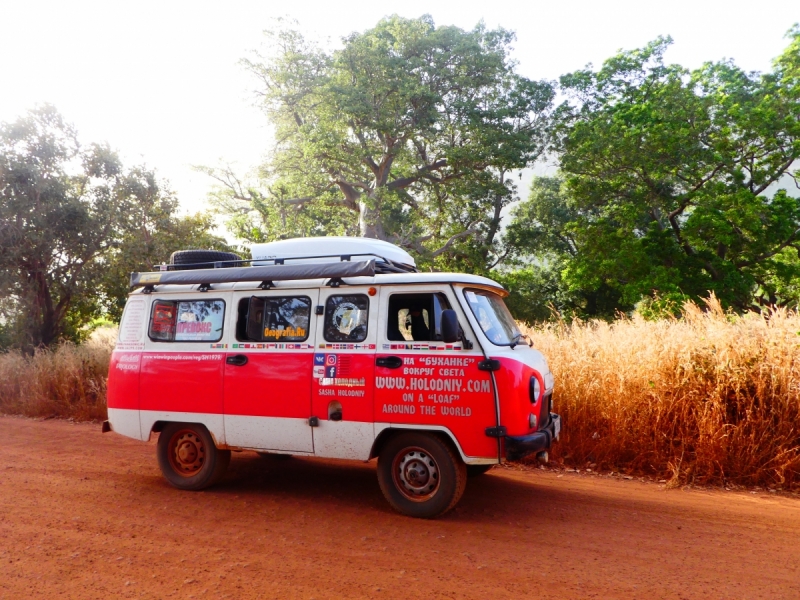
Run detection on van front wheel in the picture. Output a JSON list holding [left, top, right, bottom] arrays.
[[377, 432, 467, 518], [157, 423, 230, 491]]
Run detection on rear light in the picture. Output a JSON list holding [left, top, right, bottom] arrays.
[[529, 375, 541, 404], [529, 413, 538, 429]]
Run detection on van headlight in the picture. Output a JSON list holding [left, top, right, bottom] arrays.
[[529, 375, 541, 404]]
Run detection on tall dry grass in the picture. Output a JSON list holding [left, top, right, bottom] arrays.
[[0, 327, 115, 421], [522, 298, 800, 489]]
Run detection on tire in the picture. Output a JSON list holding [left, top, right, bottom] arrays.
[[466, 464, 494, 477], [377, 432, 467, 519], [157, 423, 231, 491], [169, 249, 242, 270]]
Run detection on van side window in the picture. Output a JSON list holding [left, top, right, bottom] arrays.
[[148, 299, 225, 342], [387, 293, 452, 342], [242, 296, 311, 342], [324, 294, 369, 342]]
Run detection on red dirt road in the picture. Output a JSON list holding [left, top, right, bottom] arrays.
[[1, 417, 799, 599]]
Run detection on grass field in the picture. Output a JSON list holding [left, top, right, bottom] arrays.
[[0, 328, 113, 422], [522, 298, 800, 490], [1, 301, 798, 489]]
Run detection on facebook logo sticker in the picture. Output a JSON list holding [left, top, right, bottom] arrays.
[[314, 354, 326, 366], [325, 365, 337, 378]]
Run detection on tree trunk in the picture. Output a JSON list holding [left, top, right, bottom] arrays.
[[358, 196, 387, 240]]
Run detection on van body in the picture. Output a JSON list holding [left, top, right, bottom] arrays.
[[106, 238, 559, 517]]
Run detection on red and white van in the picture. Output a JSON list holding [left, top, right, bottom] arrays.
[[105, 237, 559, 518]]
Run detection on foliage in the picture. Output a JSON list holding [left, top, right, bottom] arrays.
[[0, 106, 228, 349], [494, 263, 571, 324], [515, 27, 800, 314], [0, 106, 123, 349], [100, 200, 233, 322], [209, 15, 555, 272], [505, 176, 625, 319]]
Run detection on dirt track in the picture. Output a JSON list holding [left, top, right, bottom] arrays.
[[1, 417, 799, 599]]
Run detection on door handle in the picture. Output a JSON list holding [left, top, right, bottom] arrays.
[[226, 354, 248, 366], [376, 356, 403, 369]]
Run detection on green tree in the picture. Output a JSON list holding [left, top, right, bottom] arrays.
[[210, 15, 554, 271], [0, 106, 124, 349], [515, 28, 800, 314], [505, 176, 625, 319], [99, 176, 233, 322], [0, 106, 229, 350]]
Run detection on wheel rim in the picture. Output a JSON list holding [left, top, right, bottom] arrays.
[[167, 429, 206, 477], [392, 446, 440, 502]]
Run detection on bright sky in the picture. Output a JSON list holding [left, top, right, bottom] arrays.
[[1, 0, 797, 217]]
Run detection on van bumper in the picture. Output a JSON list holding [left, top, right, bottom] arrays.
[[505, 413, 561, 462]]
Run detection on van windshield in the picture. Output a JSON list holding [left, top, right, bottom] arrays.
[[463, 289, 521, 346]]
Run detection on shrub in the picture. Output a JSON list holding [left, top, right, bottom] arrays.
[[522, 297, 800, 489], [0, 328, 114, 421]]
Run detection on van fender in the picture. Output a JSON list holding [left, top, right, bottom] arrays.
[[140, 410, 226, 447], [370, 423, 497, 466]]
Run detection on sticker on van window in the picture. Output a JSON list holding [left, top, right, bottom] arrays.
[[323, 295, 369, 343], [149, 299, 225, 343], [175, 301, 225, 342]]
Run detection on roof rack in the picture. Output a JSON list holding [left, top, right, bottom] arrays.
[[163, 252, 417, 275], [130, 259, 377, 292]]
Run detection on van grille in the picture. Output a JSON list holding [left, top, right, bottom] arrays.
[[539, 392, 553, 429]]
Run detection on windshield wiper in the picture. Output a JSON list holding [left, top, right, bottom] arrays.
[[493, 332, 524, 349]]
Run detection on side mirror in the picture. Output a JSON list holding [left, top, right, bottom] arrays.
[[440, 309, 459, 344]]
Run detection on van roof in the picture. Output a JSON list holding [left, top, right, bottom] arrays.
[[130, 271, 507, 297]]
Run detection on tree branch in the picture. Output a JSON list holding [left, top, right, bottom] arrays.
[[387, 159, 448, 191], [736, 227, 800, 268], [334, 180, 361, 211], [751, 155, 797, 196], [429, 228, 479, 258]]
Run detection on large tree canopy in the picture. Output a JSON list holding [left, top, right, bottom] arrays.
[[0, 106, 229, 350], [510, 27, 800, 315], [210, 15, 554, 271]]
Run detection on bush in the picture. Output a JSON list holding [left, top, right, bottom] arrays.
[[0, 328, 114, 421], [522, 297, 800, 489]]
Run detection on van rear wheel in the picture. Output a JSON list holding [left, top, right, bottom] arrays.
[[377, 432, 467, 518], [157, 423, 230, 490]]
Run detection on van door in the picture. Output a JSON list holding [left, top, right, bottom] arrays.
[[374, 286, 498, 460], [311, 287, 379, 460], [223, 290, 318, 453], [139, 295, 230, 444]]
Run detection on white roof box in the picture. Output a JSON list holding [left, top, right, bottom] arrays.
[[250, 236, 416, 270]]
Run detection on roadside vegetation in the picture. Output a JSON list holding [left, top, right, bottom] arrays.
[[0, 329, 113, 421], [522, 298, 800, 490]]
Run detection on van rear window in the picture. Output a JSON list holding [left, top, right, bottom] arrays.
[[148, 299, 225, 342]]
